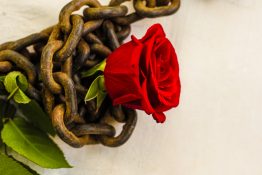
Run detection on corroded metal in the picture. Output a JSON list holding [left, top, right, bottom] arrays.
[[83, 5, 128, 20], [103, 20, 120, 50], [134, 0, 180, 18], [0, 33, 48, 51], [41, 40, 63, 94], [59, 0, 101, 34], [56, 15, 84, 62], [0, 0, 180, 148], [0, 61, 12, 73], [52, 104, 97, 148], [0, 50, 36, 84], [98, 108, 137, 147]]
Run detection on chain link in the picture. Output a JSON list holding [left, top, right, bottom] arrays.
[[0, 0, 180, 148]]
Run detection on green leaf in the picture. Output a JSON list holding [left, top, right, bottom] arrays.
[[85, 76, 100, 101], [18, 100, 55, 136], [97, 91, 107, 110], [9, 156, 40, 175], [4, 71, 28, 92], [81, 59, 106, 77], [0, 153, 33, 175], [0, 76, 5, 82], [1, 117, 71, 168], [85, 75, 107, 110], [0, 99, 17, 145], [13, 89, 31, 104], [98, 75, 106, 91], [3, 71, 31, 104]]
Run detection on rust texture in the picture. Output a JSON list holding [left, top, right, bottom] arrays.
[[0, 0, 180, 148]]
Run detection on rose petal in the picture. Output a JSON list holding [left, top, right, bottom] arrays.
[[152, 112, 166, 123], [141, 24, 166, 42]]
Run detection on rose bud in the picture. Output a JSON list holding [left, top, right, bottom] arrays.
[[104, 24, 181, 123]]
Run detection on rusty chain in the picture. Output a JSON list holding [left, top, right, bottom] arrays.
[[0, 0, 180, 148]]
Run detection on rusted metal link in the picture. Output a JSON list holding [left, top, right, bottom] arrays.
[[115, 25, 131, 41], [84, 33, 103, 44], [41, 40, 63, 94], [146, 0, 156, 7], [98, 108, 137, 147], [0, 50, 36, 84], [156, 0, 171, 6], [84, 55, 101, 68], [83, 5, 128, 20], [88, 22, 129, 43], [90, 43, 112, 57], [27, 84, 41, 102], [134, 0, 180, 18], [56, 15, 84, 62], [62, 56, 73, 78], [41, 25, 55, 35], [0, 61, 12, 73], [73, 39, 90, 72], [20, 48, 32, 60], [52, 104, 97, 148], [0, 33, 49, 51], [0, 0, 180, 148], [82, 20, 103, 36], [75, 84, 87, 98], [84, 100, 100, 121], [59, 0, 101, 34], [103, 20, 120, 50], [72, 123, 116, 137], [42, 87, 55, 116], [109, 0, 130, 6], [113, 13, 143, 25], [110, 105, 126, 123], [146, 0, 170, 7], [33, 43, 45, 57], [48, 25, 62, 41], [53, 72, 80, 124]]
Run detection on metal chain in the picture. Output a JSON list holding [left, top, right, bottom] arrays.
[[0, 0, 180, 148]]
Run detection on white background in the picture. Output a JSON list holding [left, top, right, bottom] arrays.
[[1, 0, 262, 175]]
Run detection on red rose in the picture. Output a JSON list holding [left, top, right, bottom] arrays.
[[104, 24, 181, 123]]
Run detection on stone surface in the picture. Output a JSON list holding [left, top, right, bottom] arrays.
[[1, 0, 262, 175]]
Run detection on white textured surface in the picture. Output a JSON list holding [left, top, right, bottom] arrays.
[[1, 0, 262, 175]]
